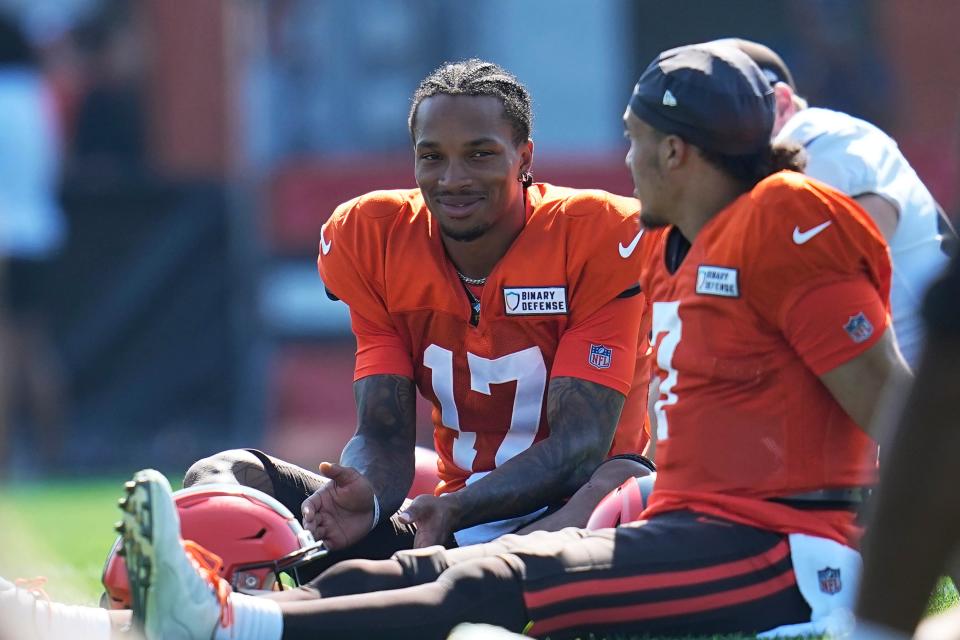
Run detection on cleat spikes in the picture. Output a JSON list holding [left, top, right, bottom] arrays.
[[125, 480, 137, 492], [114, 520, 126, 533], [118, 497, 128, 508]]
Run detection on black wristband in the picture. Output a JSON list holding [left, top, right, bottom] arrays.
[[599, 453, 656, 474]]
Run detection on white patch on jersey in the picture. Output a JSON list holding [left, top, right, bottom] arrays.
[[503, 287, 568, 315], [695, 265, 739, 298]]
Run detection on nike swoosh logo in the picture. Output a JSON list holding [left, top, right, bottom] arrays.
[[619, 229, 644, 258], [320, 227, 332, 255], [792, 220, 832, 244]]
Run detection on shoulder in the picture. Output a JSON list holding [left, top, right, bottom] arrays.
[[740, 171, 883, 246], [327, 189, 421, 228], [776, 107, 871, 146], [723, 173, 890, 305], [527, 186, 644, 321], [535, 184, 639, 222], [319, 189, 424, 298], [779, 109, 900, 191], [323, 189, 425, 256]]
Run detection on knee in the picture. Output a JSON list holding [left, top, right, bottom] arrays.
[[438, 557, 526, 629], [183, 449, 267, 488]]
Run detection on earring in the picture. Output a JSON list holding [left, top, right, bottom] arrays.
[[517, 171, 533, 185]]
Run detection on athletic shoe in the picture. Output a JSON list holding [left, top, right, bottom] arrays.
[[118, 469, 233, 640]]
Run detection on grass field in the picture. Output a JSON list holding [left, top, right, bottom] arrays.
[[1, 475, 957, 639]]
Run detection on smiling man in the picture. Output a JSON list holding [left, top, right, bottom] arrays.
[[181, 59, 653, 568], [1, 46, 914, 640]]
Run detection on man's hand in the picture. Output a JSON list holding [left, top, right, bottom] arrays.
[[399, 493, 462, 548], [301, 462, 376, 550]]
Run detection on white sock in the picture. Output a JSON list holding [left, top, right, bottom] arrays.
[[213, 592, 283, 640], [2, 593, 111, 640]]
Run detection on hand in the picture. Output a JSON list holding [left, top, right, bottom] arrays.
[[399, 493, 462, 548], [301, 462, 376, 550]]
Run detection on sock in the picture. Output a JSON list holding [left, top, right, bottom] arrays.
[[1, 591, 111, 640], [213, 592, 283, 640]]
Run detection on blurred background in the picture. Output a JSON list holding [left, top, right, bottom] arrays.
[[0, 0, 957, 479]]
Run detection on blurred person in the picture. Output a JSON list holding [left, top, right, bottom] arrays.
[[728, 38, 954, 368], [67, 1, 147, 178], [853, 251, 960, 639], [0, 14, 67, 475], [181, 57, 654, 572], [1, 43, 913, 640]]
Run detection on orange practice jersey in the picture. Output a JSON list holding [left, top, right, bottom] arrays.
[[638, 171, 892, 545], [318, 184, 649, 495]]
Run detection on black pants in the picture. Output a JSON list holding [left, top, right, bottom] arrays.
[[268, 510, 811, 640]]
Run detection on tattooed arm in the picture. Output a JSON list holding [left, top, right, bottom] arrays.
[[342, 374, 418, 514], [302, 374, 416, 549], [400, 376, 624, 546]]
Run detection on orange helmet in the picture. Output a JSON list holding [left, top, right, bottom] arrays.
[[586, 473, 657, 530], [101, 484, 322, 609]]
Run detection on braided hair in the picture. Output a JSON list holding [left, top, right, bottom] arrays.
[[409, 59, 533, 182]]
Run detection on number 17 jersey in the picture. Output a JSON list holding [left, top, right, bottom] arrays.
[[318, 184, 649, 500]]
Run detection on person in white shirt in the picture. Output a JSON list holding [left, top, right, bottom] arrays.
[[0, 15, 67, 474], [729, 38, 954, 368]]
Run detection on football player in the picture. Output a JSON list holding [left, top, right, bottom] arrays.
[[1, 43, 914, 640], [182, 58, 654, 571], [725, 38, 954, 368]]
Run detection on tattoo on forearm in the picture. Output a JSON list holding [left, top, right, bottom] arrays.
[[456, 377, 625, 529], [341, 375, 417, 513]]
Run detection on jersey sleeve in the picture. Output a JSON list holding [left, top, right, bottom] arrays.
[[551, 293, 644, 395], [561, 191, 645, 326], [317, 191, 405, 330], [782, 276, 889, 375], [742, 173, 893, 334], [317, 191, 415, 378], [350, 307, 414, 380]]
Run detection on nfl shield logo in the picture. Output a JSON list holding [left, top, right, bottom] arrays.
[[817, 567, 842, 595], [843, 312, 874, 344], [588, 344, 613, 370]]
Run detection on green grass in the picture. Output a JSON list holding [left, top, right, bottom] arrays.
[[0, 476, 956, 639], [0, 477, 129, 605]]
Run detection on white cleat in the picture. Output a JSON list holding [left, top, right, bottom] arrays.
[[119, 469, 232, 640]]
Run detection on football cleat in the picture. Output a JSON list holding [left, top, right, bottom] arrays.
[[119, 469, 230, 640], [102, 481, 325, 610]]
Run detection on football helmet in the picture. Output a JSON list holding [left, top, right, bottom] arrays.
[[101, 483, 324, 609], [585, 473, 657, 530], [410, 445, 441, 497]]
